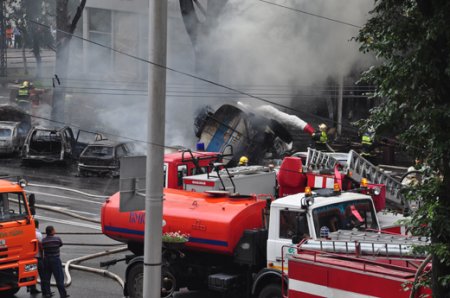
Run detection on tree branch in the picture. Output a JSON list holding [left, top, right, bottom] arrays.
[[69, 0, 86, 34]]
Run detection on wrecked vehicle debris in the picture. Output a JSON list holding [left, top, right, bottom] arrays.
[[0, 121, 29, 155], [0, 105, 31, 155], [77, 140, 136, 177], [195, 103, 294, 166], [21, 126, 89, 164]]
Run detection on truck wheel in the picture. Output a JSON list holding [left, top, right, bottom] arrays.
[[127, 263, 144, 298], [259, 283, 282, 298], [1, 287, 20, 297]]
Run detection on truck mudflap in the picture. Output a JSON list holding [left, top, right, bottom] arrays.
[[0, 258, 38, 290]]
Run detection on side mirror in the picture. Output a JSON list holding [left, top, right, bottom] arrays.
[[30, 207, 36, 216], [28, 193, 35, 207]]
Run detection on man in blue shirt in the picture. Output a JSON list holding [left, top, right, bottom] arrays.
[[42, 226, 69, 298]]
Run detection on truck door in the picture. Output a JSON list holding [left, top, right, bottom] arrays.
[[267, 209, 309, 270]]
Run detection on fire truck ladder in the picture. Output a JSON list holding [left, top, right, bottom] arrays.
[[305, 148, 341, 171], [305, 148, 406, 210], [346, 150, 405, 209], [301, 230, 429, 258]]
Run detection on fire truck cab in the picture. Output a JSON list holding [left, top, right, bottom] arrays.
[[0, 178, 38, 297], [163, 150, 223, 189], [265, 188, 380, 273]]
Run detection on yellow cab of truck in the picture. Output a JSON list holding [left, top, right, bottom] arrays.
[[0, 177, 38, 297]]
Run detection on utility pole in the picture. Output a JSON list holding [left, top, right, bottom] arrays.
[[337, 75, 343, 136], [0, 0, 7, 77], [144, 0, 167, 297]]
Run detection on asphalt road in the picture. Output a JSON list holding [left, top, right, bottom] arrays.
[[0, 157, 209, 298]]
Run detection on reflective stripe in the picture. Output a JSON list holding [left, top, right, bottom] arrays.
[[18, 88, 29, 96], [361, 135, 373, 145], [289, 279, 377, 298], [319, 131, 327, 143]]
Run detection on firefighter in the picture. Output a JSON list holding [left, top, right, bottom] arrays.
[[360, 127, 376, 164], [238, 156, 248, 166], [16, 80, 33, 110], [312, 123, 328, 151]]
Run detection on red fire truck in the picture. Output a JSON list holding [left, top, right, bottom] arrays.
[[163, 149, 224, 189], [101, 181, 419, 298], [0, 178, 38, 297], [285, 235, 431, 297]]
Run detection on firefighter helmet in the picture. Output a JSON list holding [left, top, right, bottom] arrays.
[[22, 81, 29, 88], [239, 156, 249, 166], [318, 123, 327, 132]]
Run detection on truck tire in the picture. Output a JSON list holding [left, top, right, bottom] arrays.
[[1, 287, 20, 297], [258, 283, 282, 298], [127, 263, 143, 298]]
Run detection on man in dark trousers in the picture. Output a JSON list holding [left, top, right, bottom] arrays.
[[42, 226, 70, 298], [27, 219, 46, 295]]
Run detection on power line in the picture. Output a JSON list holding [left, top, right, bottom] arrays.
[[19, 16, 361, 131], [258, 0, 362, 29]]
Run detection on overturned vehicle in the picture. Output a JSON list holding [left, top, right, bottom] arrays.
[[195, 103, 314, 166], [21, 126, 88, 164]]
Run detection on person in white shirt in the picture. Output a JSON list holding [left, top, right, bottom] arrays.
[[28, 219, 47, 295]]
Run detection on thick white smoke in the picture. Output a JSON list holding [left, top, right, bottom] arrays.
[[57, 0, 374, 151]]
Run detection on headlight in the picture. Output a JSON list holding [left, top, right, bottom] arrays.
[[240, 242, 251, 250], [25, 264, 37, 272], [373, 187, 381, 196]]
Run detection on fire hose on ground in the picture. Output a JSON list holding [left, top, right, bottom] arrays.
[[63, 246, 128, 289], [29, 183, 127, 291]]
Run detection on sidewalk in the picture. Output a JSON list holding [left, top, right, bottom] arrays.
[[0, 48, 55, 81]]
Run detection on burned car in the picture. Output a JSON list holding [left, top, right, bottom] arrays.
[[0, 121, 29, 155], [77, 140, 135, 177], [21, 126, 86, 164], [0, 105, 31, 155]]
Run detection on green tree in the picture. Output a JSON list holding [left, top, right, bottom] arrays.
[[356, 0, 450, 296]]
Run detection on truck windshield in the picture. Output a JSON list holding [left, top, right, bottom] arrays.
[[312, 199, 379, 236], [0, 192, 29, 222], [0, 128, 12, 137]]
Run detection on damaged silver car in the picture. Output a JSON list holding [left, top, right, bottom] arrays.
[[77, 140, 135, 177], [0, 121, 29, 155]]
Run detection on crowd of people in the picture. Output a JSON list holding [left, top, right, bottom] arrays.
[[3, 25, 22, 49]]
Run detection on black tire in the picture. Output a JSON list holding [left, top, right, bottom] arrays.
[[126, 263, 177, 298], [1, 287, 20, 297], [259, 283, 282, 298], [161, 267, 176, 298], [127, 263, 143, 298]]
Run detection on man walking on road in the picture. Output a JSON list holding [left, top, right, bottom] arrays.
[[42, 226, 70, 298]]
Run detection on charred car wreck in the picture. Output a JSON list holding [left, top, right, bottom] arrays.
[[0, 105, 31, 155], [77, 140, 135, 177], [21, 126, 87, 164]]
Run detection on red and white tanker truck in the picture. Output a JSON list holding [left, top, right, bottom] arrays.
[[101, 182, 424, 298]]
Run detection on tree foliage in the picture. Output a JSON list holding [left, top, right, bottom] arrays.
[[356, 0, 450, 296]]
